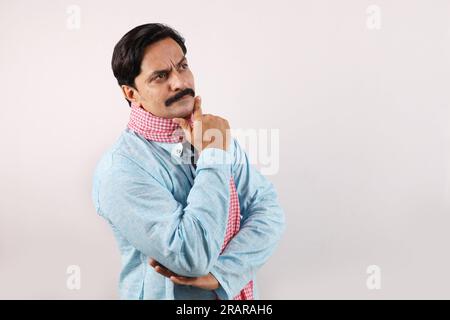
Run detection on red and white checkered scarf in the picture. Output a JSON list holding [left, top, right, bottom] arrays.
[[127, 103, 254, 300]]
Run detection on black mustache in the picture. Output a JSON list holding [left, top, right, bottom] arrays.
[[165, 88, 195, 107]]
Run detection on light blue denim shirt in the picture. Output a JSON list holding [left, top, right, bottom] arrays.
[[91, 128, 285, 299]]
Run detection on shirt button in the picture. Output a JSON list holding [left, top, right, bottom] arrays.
[[172, 143, 183, 158]]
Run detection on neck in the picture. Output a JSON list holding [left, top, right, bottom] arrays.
[[127, 103, 184, 143]]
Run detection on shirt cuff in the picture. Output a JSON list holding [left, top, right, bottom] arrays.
[[210, 268, 232, 300], [196, 147, 233, 169]]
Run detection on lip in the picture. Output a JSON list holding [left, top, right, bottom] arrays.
[[167, 94, 192, 107], [173, 95, 191, 103]]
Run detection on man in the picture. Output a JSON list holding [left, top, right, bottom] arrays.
[[91, 23, 285, 300]]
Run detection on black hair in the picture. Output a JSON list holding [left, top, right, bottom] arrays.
[[111, 23, 187, 106]]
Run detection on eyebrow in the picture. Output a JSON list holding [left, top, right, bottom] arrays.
[[147, 56, 187, 81]]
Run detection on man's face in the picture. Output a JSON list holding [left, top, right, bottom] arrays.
[[122, 37, 195, 119]]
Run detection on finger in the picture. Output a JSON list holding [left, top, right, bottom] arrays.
[[172, 118, 192, 141], [172, 118, 190, 130], [149, 259, 178, 277], [192, 96, 203, 122], [154, 265, 177, 278], [149, 258, 166, 269], [171, 276, 191, 281], [172, 118, 191, 132], [170, 276, 195, 286], [149, 258, 158, 268]]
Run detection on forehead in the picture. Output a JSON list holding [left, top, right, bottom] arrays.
[[140, 37, 185, 73]]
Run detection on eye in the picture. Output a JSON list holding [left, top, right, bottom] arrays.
[[180, 63, 188, 70], [156, 72, 167, 79]]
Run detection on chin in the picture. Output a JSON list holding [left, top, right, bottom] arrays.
[[170, 100, 194, 118]]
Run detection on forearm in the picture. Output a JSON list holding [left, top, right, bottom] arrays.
[[210, 187, 285, 299], [96, 148, 233, 277], [168, 148, 233, 275]]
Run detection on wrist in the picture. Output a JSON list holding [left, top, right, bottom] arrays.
[[208, 273, 220, 290], [196, 147, 232, 168]]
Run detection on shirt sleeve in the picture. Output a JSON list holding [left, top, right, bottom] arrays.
[[210, 138, 286, 299], [93, 147, 233, 277]]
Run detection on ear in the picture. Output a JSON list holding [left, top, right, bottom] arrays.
[[121, 85, 140, 106]]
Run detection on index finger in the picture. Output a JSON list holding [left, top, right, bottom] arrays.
[[155, 265, 177, 278], [192, 96, 203, 122]]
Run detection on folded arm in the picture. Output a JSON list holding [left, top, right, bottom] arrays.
[[93, 148, 232, 277], [148, 139, 286, 298]]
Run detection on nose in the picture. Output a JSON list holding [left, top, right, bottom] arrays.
[[169, 69, 189, 92]]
